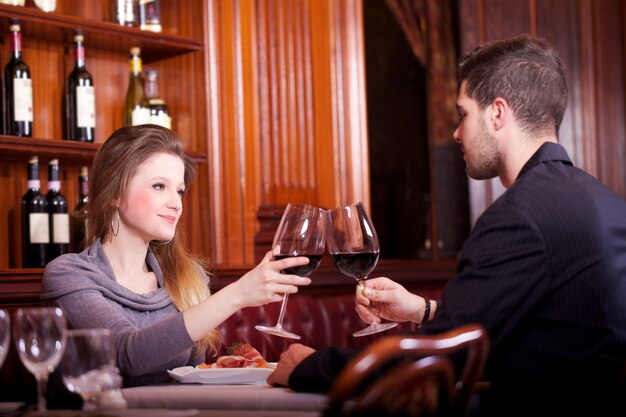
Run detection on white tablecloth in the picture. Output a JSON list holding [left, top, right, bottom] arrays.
[[122, 383, 328, 412]]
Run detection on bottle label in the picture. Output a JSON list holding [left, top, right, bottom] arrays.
[[47, 181, 61, 191], [77, 86, 96, 128], [52, 213, 70, 243], [131, 106, 151, 125], [13, 78, 33, 122], [27, 179, 40, 189], [29, 212, 50, 244], [151, 112, 171, 129]]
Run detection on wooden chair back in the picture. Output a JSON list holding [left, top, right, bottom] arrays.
[[325, 323, 489, 417], [339, 355, 456, 417]]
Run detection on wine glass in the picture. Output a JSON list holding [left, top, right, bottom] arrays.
[[12, 306, 67, 412], [255, 203, 326, 339], [61, 328, 120, 411], [325, 202, 398, 337], [0, 309, 10, 369]]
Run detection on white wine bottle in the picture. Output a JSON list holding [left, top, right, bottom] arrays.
[[66, 30, 96, 142], [124, 47, 150, 126], [20, 156, 49, 268]]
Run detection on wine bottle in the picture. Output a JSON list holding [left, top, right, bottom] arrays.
[[66, 30, 96, 142], [20, 156, 49, 268], [109, 0, 139, 27], [70, 166, 89, 253], [46, 159, 69, 262], [0, 1, 25, 6], [4, 19, 33, 137], [139, 0, 162, 32], [145, 69, 171, 129], [124, 47, 150, 126]]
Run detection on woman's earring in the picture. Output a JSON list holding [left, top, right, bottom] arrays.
[[111, 209, 120, 237]]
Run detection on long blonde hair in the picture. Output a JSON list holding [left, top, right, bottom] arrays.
[[85, 124, 220, 358]]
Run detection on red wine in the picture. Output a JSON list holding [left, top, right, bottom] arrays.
[[46, 159, 69, 262], [331, 251, 379, 280], [66, 30, 95, 142], [70, 166, 89, 252], [20, 156, 49, 267], [4, 19, 33, 137], [274, 254, 322, 277]]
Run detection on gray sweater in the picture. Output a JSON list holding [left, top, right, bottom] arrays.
[[41, 239, 205, 387]]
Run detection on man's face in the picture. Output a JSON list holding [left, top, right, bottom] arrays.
[[453, 81, 500, 180]]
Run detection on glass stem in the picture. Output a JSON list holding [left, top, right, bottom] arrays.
[[275, 293, 289, 329], [36, 374, 49, 412], [358, 278, 380, 326]]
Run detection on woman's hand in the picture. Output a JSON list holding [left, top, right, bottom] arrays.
[[355, 277, 423, 324], [228, 251, 312, 309]]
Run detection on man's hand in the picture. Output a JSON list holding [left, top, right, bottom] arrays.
[[266, 343, 316, 387], [355, 277, 422, 323]]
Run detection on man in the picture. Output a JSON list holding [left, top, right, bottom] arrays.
[[267, 34, 626, 416]]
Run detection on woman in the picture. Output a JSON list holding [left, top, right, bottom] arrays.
[[42, 125, 311, 387]]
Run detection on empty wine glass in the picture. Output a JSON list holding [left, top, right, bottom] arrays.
[[255, 203, 326, 339], [326, 202, 398, 337], [0, 309, 10, 369], [61, 328, 120, 411], [13, 306, 67, 412]]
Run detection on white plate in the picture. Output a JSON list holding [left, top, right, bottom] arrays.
[[168, 365, 275, 385]]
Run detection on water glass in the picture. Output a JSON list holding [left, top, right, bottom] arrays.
[[61, 328, 120, 411], [12, 306, 67, 412]]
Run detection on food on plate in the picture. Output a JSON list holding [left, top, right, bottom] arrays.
[[197, 343, 274, 369]]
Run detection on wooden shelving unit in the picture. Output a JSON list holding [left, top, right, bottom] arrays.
[[0, 1, 210, 274]]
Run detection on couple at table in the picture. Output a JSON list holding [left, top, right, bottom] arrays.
[[42, 34, 626, 416]]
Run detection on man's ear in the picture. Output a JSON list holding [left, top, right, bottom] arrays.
[[490, 97, 508, 130]]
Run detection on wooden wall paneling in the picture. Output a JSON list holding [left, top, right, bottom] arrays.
[[216, 0, 248, 264], [328, 0, 370, 210], [266, 0, 320, 205], [239, 0, 263, 263], [160, 0, 205, 39], [308, 0, 338, 208], [536, 0, 584, 170], [259, 0, 370, 210], [204, 0, 262, 264], [56, 0, 102, 21], [577, 0, 598, 178], [204, 0, 226, 263], [584, 0, 626, 197], [205, 0, 371, 265]]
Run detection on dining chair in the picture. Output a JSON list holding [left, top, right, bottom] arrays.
[[324, 323, 489, 417], [332, 354, 456, 417]]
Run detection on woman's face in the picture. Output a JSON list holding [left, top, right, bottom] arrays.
[[118, 152, 186, 244]]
